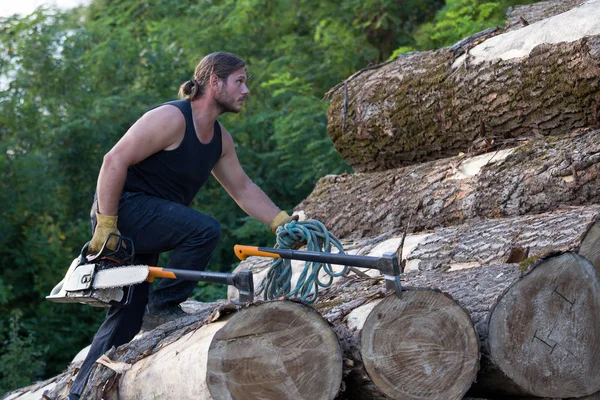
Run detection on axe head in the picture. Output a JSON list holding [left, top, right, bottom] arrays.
[[380, 252, 402, 297], [234, 270, 255, 303]]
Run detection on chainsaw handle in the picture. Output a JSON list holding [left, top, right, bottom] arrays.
[[234, 245, 282, 261]]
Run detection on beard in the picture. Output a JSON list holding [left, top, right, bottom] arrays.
[[215, 87, 243, 114]]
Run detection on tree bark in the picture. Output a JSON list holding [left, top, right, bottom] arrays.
[[313, 251, 600, 399], [77, 301, 342, 400], [231, 204, 600, 304], [325, 1, 600, 172], [297, 129, 600, 240], [504, 0, 584, 33], [405, 205, 600, 272]]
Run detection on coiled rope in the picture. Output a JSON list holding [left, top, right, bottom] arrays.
[[259, 219, 347, 304]]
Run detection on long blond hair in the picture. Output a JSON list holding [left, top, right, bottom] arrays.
[[178, 52, 246, 100]]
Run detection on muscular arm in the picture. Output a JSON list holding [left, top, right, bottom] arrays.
[[96, 105, 185, 215], [211, 126, 281, 225]]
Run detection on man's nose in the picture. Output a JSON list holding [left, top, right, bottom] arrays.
[[242, 84, 250, 95]]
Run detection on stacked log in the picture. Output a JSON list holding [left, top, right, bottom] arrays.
[[237, 205, 600, 289], [25, 301, 342, 400], [324, 0, 600, 172], [233, 205, 600, 399], [311, 252, 600, 399], [285, 1, 600, 397], [297, 129, 600, 240]]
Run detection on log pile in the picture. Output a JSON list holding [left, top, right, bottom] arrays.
[[235, 207, 600, 399], [324, 0, 600, 172], [4, 1, 600, 399]]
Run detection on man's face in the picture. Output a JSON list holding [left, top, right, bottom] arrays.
[[214, 67, 250, 114]]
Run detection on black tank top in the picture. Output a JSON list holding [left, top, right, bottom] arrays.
[[123, 99, 223, 206]]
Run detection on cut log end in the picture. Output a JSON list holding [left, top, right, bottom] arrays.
[[360, 289, 480, 400], [207, 301, 343, 400], [488, 252, 600, 398]]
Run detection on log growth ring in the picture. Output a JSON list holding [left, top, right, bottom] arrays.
[[488, 253, 600, 398], [206, 301, 343, 400], [360, 289, 480, 400]]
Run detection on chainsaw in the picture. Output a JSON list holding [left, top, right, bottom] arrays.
[[46, 233, 254, 307]]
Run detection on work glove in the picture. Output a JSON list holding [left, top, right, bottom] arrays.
[[269, 211, 299, 234], [89, 212, 121, 253]]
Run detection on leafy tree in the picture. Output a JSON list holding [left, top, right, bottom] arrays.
[[0, 312, 45, 394], [404, 0, 546, 53], [0, 0, 451, 390]]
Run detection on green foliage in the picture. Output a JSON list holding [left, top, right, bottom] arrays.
[[5, 0, 550, 392], [0, 311, 44, 394], [410, 0, 545, 51]]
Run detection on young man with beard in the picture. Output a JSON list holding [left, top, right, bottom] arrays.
[[67, 52, 295, 399]]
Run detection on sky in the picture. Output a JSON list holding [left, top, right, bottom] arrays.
[[0, 0, 90, 18]]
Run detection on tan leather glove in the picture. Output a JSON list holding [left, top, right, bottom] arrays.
[[269, 211, 299, 234], [89, 212, 121, 253]]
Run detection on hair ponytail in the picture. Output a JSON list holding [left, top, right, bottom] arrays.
[[178, 79, 200, 100]]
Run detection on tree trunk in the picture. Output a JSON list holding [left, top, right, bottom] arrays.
[[314, 251, 600, 399], [297, 129, 600, 240], [313, 263, 518, 400], [476, 252, 600, 398], [401, 252, 600, 398], [27, 301, 341, 400], [2, 375, 64, 400], [404, 205, 600, 272], [85, 301, 342, 400], [504, 0, 584, 33], [231, 204, 600, 304], [325, 1, 600, 172], [204, 301, 342, 400], [358, 289, 479, 400]]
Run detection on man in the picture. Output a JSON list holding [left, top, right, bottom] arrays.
[[67, 51, 295, 399]]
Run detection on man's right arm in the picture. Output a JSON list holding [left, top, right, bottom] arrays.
[[96, 105, 185, 216]]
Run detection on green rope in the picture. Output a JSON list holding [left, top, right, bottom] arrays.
[[260, 219, 347, 304]]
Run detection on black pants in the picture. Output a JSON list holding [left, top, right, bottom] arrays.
[[70, 192, 221, 396]]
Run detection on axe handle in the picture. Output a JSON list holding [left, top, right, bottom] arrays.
[[148, 267, 233, 285], [147, 267, 254, 303], [234, 245, 386, 269]]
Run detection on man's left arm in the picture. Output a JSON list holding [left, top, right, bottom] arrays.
[[212, 127, 294, 233]]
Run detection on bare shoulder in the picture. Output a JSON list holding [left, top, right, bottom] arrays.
[[139, 103, 186, 133], [112, 103, 187, 162]]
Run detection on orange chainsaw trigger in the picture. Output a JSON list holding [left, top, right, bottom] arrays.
[[234, 245, 281, 261], [147, 267, 177, 283]]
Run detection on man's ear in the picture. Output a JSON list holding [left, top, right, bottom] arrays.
[[209, 74, 221, 91]]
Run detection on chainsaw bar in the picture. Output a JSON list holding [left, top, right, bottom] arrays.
[[93, 265, 150, 289]]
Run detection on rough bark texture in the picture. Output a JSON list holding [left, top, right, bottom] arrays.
[[405, 205, 600, 271], [326, 14, 600, 172], [297, 129, 600, 240], [231, 206, 600, 300], [504, 0, 584, 32]]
